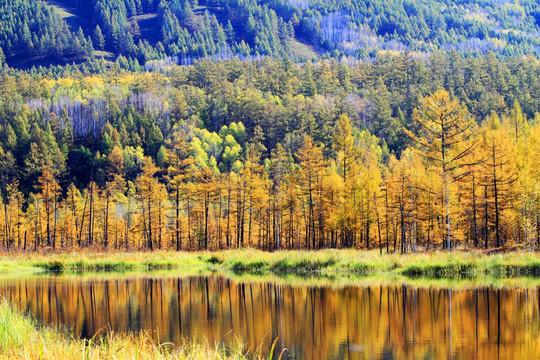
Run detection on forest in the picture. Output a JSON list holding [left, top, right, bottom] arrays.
[[2, 2, 540, 360], [2, 0, 540, 68], [0, 53, 538, 253]]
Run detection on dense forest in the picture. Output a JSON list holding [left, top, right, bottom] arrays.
[[0, 53, 538, 252], [2, 0, 540, 68]]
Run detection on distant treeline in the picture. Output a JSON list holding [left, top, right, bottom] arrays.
[[2, 0, 540, 68]]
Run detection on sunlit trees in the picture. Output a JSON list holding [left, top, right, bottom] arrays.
[[386, 149, 426, 253], [270, 143, 291, 250], [480, 113, 517, 248], [356, 130, 383, 249], [37, 164, 61, 249], [136, 157, 164, 250], [194, 167, 219, 250], [0, 147, 16, 249], [0, 66, 539, 254], [407, 90, 476, 250], [102, 146, 126, 249], [66, 183, 83, 247], [165, 131, 194, 250], [517, 122, 540, 251], [296, 136, 327, 249]]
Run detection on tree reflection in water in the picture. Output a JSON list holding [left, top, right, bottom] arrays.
[[1, 273, 539, 359]]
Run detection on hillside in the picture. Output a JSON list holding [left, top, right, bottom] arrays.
[[2, 0, 540, 68]]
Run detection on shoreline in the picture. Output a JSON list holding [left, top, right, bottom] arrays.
[[1, 249, 539, 277], [0, 298, 261, 360]]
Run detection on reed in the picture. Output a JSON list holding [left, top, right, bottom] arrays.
[[0, 298, 271, 360]]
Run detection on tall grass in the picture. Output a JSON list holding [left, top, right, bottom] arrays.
[[0, 298, 270, 359], [208, 249, 540, 276], [0, 251, 206, 273], [1, 249, 540, 277]]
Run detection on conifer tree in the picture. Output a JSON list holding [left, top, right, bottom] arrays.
[[406, 90, 476, 250]]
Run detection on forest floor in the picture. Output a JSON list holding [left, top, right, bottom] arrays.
[[0, 298, 260, 360], [1, 249, 539, 277]]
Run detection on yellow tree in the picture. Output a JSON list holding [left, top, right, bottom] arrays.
[[222, 171, 235, 249], [243, 148, 265, 248], [333, 114, 357, 182], [508, 100, 527, 145], [356, 130, 382, 249], [165, 131, 194, 250], [136, 156, 162, 250], [270, 143, 291, 250], [333, 114, 358, 247], [6, 180, 23, 249], [84, 181, 98, 247], [480, 112, 517, 248], [37, 164, 61, 249], [296, 135, 327, 249], [0, 147, 16, 249], [386, 149, 425, 253], [65, 183, 84, 247], [26, 194, 40, 250], [194, 166, 219, 250], [103, 145, 126, 249], [517, 121, 540, 250], [407, 90, 476, 251], [323, 161, 344, 249]]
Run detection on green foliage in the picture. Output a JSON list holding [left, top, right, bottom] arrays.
[[0, 0, 91, 65], [1, 54, 540, 194], [4, 0, 540, 68]]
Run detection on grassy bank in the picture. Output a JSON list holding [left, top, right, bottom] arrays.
[[1, 249, 540, 277], [0, 298, 268, 360], [6, 267, 539, 292], [0, 251, 205, 273]]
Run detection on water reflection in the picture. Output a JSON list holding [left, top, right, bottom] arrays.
[[1, 273, 539, 359]]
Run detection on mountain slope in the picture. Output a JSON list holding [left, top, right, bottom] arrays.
[[2, 0, 540, 69]]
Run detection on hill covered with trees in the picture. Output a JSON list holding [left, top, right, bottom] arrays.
[[0, 54, 538, 252], [2, 0, 540, 68]]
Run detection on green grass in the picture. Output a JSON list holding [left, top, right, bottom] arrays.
[[1, 249, 540, 278], [45, 0, 91, 31], [207, 249, 540, 276], [0, 297, 272, 359], [92, 50, 116, 61], [0, 251, 206, 273], [289, 39, 319, 61]]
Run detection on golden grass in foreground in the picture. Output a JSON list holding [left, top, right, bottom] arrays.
[[0, 298, 269, 360], [1, 249, 540, 276]]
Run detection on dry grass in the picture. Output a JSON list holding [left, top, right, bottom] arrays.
[[0, 298, 267, 359]]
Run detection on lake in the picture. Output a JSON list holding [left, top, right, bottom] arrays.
[[1, 271, 539, 359]]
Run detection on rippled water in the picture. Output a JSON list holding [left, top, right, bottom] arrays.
[[1, 272, 539, 359]]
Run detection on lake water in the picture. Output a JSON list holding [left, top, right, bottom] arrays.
[[1, 271, 539, 359]]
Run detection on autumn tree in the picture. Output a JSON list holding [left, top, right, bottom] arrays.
[[37, 165, 62, 249], [194, 166, 219, 250], [102, 145, 126, 248], [136, 157, 163, 250], [296, 136, 327, 249], [333, 114, 356, 182], [407, 90, 476, 250], [165, 131, 194, 250], [480, 112, 517, 248], [270, 143, 291, 249]]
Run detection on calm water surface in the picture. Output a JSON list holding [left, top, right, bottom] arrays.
[[1, 272, 539, 359]]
